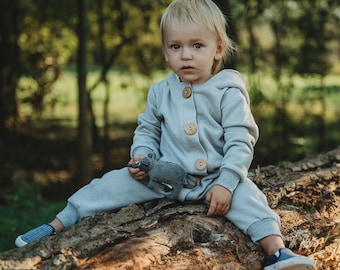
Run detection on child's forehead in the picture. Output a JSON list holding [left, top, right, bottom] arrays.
[[163, 23, 215, 37], [163, 21, 210, 34]]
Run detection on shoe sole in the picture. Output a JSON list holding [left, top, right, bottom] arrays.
[[15, 235, 28, 247], [264, 256, 314, 270]]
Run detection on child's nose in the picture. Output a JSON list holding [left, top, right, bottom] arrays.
[[181, 47, 192, 59]]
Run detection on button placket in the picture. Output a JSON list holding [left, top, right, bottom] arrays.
[[180, 84, 206, 173]]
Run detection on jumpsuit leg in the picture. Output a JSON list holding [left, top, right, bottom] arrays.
[[181, 176, 281, 243], [56, 167, 164, 228], [225, 178, 282, 242]]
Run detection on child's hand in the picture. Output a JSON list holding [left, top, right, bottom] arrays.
[[127, 155, 148, 181], [206, 185, 232, 217]]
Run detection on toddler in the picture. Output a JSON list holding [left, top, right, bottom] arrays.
[[16, 1, 314, 269]]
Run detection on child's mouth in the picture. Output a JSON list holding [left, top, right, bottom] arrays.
[[181, 66, 194, 70]]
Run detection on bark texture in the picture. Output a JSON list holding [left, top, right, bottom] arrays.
[[1, 148, 339, 270]]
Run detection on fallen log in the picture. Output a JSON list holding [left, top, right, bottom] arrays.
[[1, 148, 339, 270]]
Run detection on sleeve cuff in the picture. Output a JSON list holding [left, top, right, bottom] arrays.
[[214, 169, 240, 194], [131, 146, 157, 159]]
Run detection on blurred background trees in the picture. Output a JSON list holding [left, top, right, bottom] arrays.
[[0, 0, 339, 251], [1, 0, 339, 183]]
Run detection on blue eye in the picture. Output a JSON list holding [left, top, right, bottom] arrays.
[[193, 43, 202, 49], [171, 44, 180, 50]]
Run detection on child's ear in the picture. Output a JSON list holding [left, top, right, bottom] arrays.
[[214, 42, 224, 60]]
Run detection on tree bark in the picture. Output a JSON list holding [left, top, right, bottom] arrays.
[[0, 148, 339, 270]]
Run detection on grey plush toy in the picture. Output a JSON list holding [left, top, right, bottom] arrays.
[[129, 157, 197, 199]]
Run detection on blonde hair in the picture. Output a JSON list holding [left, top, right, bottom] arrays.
[[160, 0, 234, 73]]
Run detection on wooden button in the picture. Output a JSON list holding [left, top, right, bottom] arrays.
[[182, 86, 192, 98], [195, 158, 207, 170], [184, 122, 197, 135]]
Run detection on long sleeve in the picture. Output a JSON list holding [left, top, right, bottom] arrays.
[[214, 87, 259, 193], [131, 84, 162, 160]]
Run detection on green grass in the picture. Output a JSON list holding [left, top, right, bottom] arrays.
[[0, 182, 66, 252], [18, 69, 169, 125], [17, 69, 339, 128]]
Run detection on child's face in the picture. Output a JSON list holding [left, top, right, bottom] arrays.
[[163, 23, 224, 85]]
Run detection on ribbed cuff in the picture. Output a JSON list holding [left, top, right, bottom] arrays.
[[214, 169, 240, 194], [131, 147, 156, 159], [56, 203, 80, 228], [247, 218, 282, 243]]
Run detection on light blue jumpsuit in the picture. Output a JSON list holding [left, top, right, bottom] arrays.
[[56, 70, 281, 243]]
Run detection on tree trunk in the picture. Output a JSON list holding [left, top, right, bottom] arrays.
[[0, 148, 339, 270], [0, 0, 20, 132], [76, 0, 92, 186]]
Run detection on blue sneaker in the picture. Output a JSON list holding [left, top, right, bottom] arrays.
[[15, 224, 55, 247], [263, 248, 314, 270]]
